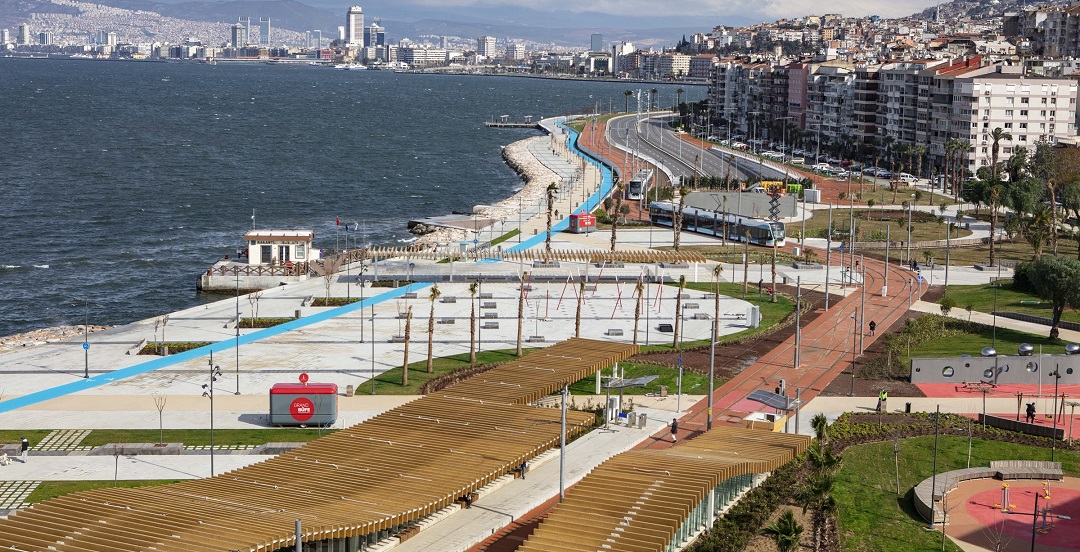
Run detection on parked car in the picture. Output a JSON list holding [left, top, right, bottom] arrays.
[[862, 167, 877, 175], [708, 135, 720, 141], [898, 172, 917, 183], [875, 168, 892, 178], [812, 162, 832, 171], [762, 151, 784, 159]]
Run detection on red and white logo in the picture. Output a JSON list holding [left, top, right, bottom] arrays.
[[290, 397, 315, 422]]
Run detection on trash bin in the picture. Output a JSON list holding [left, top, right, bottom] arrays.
[[905, 402, 912, 413]]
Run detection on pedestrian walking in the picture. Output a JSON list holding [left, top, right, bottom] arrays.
[[869, 320, 877, 336], [1026, 402, 1037, 424], [670, 418, 679, 443], [20, 437, 29, 463]]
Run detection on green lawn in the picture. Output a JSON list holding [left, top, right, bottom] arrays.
[[799, 207, 970, 242], [905, 317, 1070, 363], [372, 348, 534, 394], [77, 428, 335, 448], [26, 480, 183, 504], [567, 361, 713, 396], [835, 435, 1080, 551], [0, 430, 53, 448], [944, 283, 1080, 325]]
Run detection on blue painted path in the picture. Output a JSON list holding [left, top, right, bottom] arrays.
[[0, 282, 432, 414]]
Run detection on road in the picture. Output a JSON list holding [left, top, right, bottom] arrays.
[[605, 113, 790, 184]]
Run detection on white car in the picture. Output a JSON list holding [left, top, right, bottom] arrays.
[[762, 151, 784, 159], [898, 172, 917, 183], [812, 162, 831, 171]]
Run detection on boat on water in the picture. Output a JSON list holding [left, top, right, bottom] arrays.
[[335, 63, 367, 70]]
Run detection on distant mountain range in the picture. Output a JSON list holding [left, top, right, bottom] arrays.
[[0, 0, 722, 47]]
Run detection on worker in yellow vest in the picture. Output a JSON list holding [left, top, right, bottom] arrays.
[[877, 389, 888, 413]]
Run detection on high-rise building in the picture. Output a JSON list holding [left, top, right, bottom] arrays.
[[17, 24, 30, 46], [363, 20, 384, 48], [345, 6, 364, 47], [37, 32, 51, 46], [258, 17, 271, 46], [1, 29, 10, 44], [106, 32, 118, 46], [231, 24, 245, 48], [591, 33, 603, 53], [440, 36, 448, 50], [506, 43, 525, 60], [477, 35, 496, 58]]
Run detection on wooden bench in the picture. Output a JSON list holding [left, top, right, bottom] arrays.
[[483, 322, 500, 329], [605, 329, 624, 336], [440, 297, 457, 304], [403, 292, 418, 299], [914, 462, 1063, 525], [526, 336, 545, 343], [481, 302, 497, 309], [437, 318, 456, 325], [479, 292, 493, 299], [990, 460, 1063, 481]]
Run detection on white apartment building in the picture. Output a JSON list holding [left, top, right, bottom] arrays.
[[506, 42, 525, 60], [397, 46, 446, 67], [688, 54, 719, 81], [654, 53, 691, 79], [345, 6, 364, 48], [951, 65, 1078, 171], [477, 35, 496, 58]]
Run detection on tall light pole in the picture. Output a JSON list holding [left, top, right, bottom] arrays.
[[707, 320, 716, 430], [201, 356, 222, 477], [235, 269, 240, 394], [907, 194, 915, 268], [83, 299, 90, 379], [993, 282, 1001, 349], [370, 309, 376, 395], [849, 309, 858, 397]]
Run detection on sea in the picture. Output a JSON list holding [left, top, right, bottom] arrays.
[[0, 57, 704, 338]]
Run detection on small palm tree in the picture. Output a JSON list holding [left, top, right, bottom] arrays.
[[674, 185, 689, 251], [811, 413, 829, 443], [469, 282, 478, 366], [516, 272, 528, 356], [401, 305, 413, 386], [624, 89, 632, 113], [545, 182, 558, 255], [633, 279, 644, 345], [762, 509, 804, 552], [575, 280, 585, 337], [610, 182, 625, 252], [426, 284, 441, 373], [673, 275, 686, 350]]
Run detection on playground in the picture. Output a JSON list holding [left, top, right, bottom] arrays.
[[942, 477, 1080, 551]]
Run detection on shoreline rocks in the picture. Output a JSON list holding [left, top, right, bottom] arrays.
[[414, 135, 559, 249], [0, 325, 111, 352]]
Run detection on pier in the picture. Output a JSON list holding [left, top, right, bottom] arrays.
[[484, 114, 538, 128]]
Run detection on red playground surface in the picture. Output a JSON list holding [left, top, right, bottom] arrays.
[[947, 479, 1080, 551], [915, 383, 1080, 399]]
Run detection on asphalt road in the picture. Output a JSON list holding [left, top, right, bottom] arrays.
[[606, 113, 789, 184]]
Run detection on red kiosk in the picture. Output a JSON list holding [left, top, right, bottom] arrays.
[[568, 211, 596, 234], [269, 373, 338, 426]]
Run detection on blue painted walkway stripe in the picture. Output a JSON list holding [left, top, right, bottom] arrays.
[[0, 282, 432, 414], [507, 125, 614, 253]]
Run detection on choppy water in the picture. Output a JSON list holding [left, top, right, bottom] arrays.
[[0, 58, 703, 337]]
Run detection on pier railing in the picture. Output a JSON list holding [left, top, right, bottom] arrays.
[[206, 262, 310, 277]]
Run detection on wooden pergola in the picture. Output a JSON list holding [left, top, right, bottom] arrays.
[[362, 246, 708, 264], [519, 426, 812, 552], [0, 338, 637, 552]]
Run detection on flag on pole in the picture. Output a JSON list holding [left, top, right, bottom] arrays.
[[336, 217, 340, 226]]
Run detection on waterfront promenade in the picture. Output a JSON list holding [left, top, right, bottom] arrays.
[[0, 115, 1035, 551]]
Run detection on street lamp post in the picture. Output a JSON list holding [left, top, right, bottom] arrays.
[[708, 320, 715, 430], [993, 282, 1001, 349], [235, 269, 240, 394], [201, 356, 223, 477], [907, 194, 915, 268], [83, 299, 90, 379], [849, 309, 858, 397], [370, 309, 376, 395]]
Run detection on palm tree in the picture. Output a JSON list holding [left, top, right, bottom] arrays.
[[675, 87, 684, 114], [610, 182, 624, 252], [1006, 146, 1028, 184], [633, 279, 644, 346], [650, 88, 658, 111], [469, 282, 478, 366], [914, 144, 928, 184], [811, 413, 829, 444], [673, 275, 686, 350], [516, 272, 528, 356], [797, 471, 837, 552], [713, 263, 723, 341], [762, 509, 804, 552], [674, 185, 689, 251], [574, 280, 585, 337], [426, 284, 441, 373], [990, 127, 1011, 183], [954, 140, 972, 197], [401, 305, 412, 386], [623, 90, 632, 113], [545, 182, 558, 255]]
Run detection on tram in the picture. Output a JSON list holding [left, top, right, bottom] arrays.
[[648, 201, 786, 246]]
